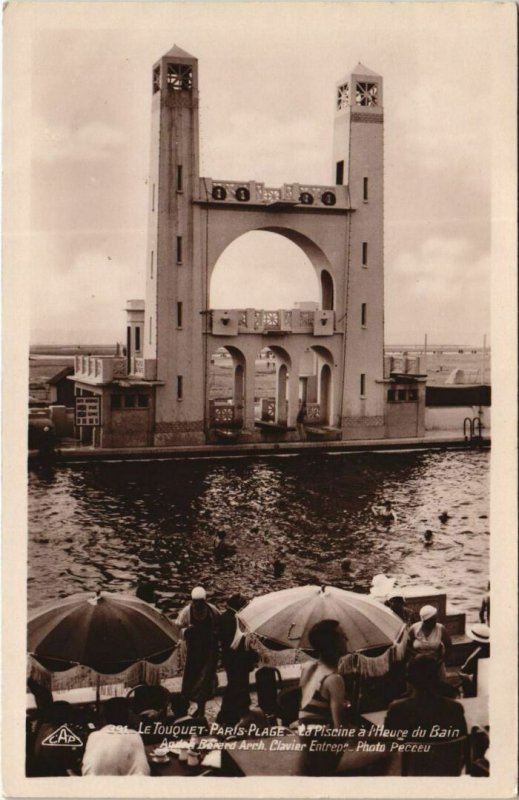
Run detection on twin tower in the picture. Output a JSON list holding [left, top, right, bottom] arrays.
[[74, 45, 424, 448]]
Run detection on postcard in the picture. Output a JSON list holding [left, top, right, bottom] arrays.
[[2, 1, 517, 797]]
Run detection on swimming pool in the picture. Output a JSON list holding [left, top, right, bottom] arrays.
[[28, 448, 489, 621]]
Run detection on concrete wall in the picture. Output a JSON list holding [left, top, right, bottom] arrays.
[[110, 408, 154, 448], [425, 405, 490, 432]]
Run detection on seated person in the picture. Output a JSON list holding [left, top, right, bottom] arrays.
[[127, 682, 171, 742], [164, 692, 209, 740], [458, 624, 490, 697], [384, 656, 468, 775], [234, 707, 269, 738], [470, 725, 490, 776], [81, 698, 150, 776], [32, 701, 85, 777]]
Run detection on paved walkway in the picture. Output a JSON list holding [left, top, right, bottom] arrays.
[[31, 430, 489, 463]]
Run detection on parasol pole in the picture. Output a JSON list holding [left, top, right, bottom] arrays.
[[95, 673, 101, 715]]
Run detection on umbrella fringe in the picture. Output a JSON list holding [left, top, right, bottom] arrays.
[[27, 650, 183, 694]]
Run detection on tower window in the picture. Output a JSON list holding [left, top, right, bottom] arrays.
[[149, 316, 152, 345], [337, 83, 349, 110], [362, 242, 368, 267], [177, 376, 183, 401], [152, 66, 160, 94], [167, 63, 193, 91], [176, 301, 183, 328], [176, 236, 183, 264], [135, 326, 141, 353], [150, 250, 154, 279], [355, 82, 378, 107], [152, 183, 156, 213], [360, 373, 366, 397], [176, 165, 183, 192], [336, 161, 344, 185], [361, 303, 367, 327], [363, 177, 369, 201]]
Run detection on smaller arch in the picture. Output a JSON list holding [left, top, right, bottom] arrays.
[[308, 345, 336, 427], [319, 364, 332, 425], [208, 345, 247, 430], [267, 345, 292, 369], [276, 364, 289, 425]]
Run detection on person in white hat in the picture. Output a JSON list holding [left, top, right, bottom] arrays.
[[459, 624, 490, 697], [176, 587, 221, 717], [407, 604, 451, 678]]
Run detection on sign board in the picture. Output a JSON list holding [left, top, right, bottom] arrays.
[[75, 396, 101, 427]]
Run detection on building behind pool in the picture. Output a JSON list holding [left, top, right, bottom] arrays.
[[68, 46, 485, 450]]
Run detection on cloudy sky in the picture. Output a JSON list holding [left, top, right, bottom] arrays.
[[4, 2, 513, 345]]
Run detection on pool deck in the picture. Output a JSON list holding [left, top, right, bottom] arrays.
[[30, 430, 490, 463]]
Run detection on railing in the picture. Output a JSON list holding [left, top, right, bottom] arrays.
[[305, 403, 321, 423], [209, 400, 238, 427], [212, 308, 334, 336], [261, 398, 276, 421], [464, 416, 483, 444]]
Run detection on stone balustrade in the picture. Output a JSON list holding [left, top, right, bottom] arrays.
[[129, 357, 157, 381], [73, 356, 127, 383], [211, 308, 335, 336], [383, 355, 422, 378]]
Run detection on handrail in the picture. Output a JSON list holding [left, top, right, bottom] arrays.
[[463, 417, 473, 441]]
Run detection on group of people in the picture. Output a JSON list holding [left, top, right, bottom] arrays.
[[175, 586, 258, 724], [296, 599, 490, 775], [27, 684, 213, 776], [27, 580, 490, 777]]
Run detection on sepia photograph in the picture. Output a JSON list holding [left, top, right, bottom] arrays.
[[2, 1, 517, 796]]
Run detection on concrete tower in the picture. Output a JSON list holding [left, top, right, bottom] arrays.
[[334, 65, 385, 433], [144, 45, 206, 445]]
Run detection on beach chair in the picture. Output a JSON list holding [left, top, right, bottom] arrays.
[[255, 667, 283, 723]]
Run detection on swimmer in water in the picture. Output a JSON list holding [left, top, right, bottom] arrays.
[[213, 531, 236, 557], [423, 529, 434, 546], [438, 511, 450, 524], [273, 558, 286, 578], [372, 500, 397, 525]]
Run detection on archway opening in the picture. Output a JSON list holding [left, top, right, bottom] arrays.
[[321, 270, 334, 310], [254, 346, 293, 427], [210, 231, 320, 310], [208, 346, 245, 429], [319, 363, 332, 425]]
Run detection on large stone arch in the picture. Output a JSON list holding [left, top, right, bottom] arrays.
[[206, 220, 337, 308]]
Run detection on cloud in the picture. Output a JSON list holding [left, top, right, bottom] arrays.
[[32, 118, 126, 164], [386, 236, 490, 342], [30, 249, 133, 343]]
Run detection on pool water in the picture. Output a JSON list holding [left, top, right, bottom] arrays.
[[28, 449, 489, 621]]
